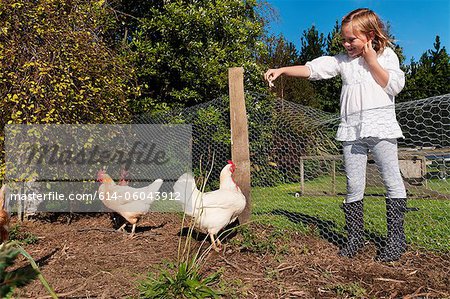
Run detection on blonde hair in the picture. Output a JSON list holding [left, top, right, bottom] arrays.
[[341, 8, 392, 53]]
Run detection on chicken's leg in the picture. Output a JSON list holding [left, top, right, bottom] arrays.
[[117, 223, 127, 232], [209, 233, 220, 252], [130, 223, 137, 237]]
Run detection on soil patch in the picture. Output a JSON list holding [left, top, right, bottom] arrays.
[[8, 213, 450, 298]]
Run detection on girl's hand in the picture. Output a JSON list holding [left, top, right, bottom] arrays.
[[264, 68, 282, 87], [361, 39, 378, 65]]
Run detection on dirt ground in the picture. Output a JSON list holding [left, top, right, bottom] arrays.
[[8, 212, 450, 299]]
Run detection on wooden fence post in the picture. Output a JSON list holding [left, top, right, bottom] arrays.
[[228, 67, 251, 223]]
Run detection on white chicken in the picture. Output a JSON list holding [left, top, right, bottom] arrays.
[[97, 170, 163, 236], [173, 160, 246, 251]]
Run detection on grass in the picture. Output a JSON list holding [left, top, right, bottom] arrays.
[[425, 179, 450, 194], [229, 226, 291, 256], [137, 261, 222, 299], [325, 282, 367, 298], [251, 177, 450, 252]]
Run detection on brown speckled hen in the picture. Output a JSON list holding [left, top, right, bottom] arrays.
[[0, 185, 10, 243]]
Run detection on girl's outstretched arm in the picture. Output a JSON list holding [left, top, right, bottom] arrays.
[[264, 65, 311, 84]]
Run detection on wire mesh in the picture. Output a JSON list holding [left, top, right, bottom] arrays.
[[134, 97, 232, 191], [134, 93, 450, 261]]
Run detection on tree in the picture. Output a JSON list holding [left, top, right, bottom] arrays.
[[299, 25, 325, 64], [114, 0, 268, 113], [259, 35, 316, 106], [400, 35, 450, 101], [318, 21, 344, 113], [326, 21, 345, 56], [298, 24, 344, 112]]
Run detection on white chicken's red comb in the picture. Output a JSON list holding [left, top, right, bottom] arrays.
[[97, 169, 106, 182], [227, 160, 236, 173], [119, 168, 129, 186]]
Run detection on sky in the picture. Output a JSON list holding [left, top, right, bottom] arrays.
[[265, 0, 450, 63]]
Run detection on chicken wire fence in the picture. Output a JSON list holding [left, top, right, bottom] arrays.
[[134, 93, 450, 260]]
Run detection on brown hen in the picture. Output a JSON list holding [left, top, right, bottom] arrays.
[[0, 185, 10, 243]]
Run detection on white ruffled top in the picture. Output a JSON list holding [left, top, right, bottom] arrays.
[[305, 47, 405, 141]]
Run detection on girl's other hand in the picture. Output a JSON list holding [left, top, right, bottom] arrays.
[[361, 39, 378, 64]]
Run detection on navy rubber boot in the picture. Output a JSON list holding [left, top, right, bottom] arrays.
[[376, 198, 407, 262], [339, 200, 365, 258]]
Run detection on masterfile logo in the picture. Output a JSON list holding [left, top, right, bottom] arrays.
[[4, 124, 192, 213]]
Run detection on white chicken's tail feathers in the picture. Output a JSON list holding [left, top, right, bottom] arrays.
[[173, 173, 201, 216], [144, 178, 164, 192], [173, 173, 198, 195], [150, 178, 164, 188]]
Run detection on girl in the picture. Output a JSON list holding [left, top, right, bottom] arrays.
[[264, 8, 407, 262]]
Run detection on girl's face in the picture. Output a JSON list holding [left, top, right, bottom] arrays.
[[341, 23, 369, 58]]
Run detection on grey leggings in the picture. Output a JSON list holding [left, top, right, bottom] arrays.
[[343, 138, 406, 203]]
